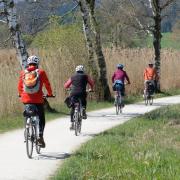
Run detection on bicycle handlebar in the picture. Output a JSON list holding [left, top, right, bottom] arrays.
[[65, 89, 94, 93], [43, 95, 56, 98]]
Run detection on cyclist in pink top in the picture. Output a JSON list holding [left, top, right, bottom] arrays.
[[112, 64, 130, 104]]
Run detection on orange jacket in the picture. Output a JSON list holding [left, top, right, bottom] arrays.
[[144, 67, 157, 81], [18, 66, 53, 104]]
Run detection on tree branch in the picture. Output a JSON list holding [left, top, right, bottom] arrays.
[[160, 0, 175, 10]]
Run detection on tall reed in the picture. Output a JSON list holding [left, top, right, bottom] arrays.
[[0, 48, 180, 117]]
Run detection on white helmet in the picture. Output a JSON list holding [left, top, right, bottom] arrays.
[[76, 65, 84, 72], [27, 55, 40, 65]]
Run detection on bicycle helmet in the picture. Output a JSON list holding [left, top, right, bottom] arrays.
[[148, 61, 154, 65], [27, 55, 40, 65], [117, 64, 124, 69], [76, 65, 84, 72]]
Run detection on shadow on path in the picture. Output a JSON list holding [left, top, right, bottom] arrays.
[[37, 152, 71, 160]]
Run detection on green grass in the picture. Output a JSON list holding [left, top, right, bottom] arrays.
[[52, 105, 180, 180], [146, 32, 180, 50]]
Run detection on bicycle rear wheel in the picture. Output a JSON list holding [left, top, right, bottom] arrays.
[[25, 125, 34, 158], [35, 128, 41, 154], [149, 96, 153, 105], [78, 115, 82, 134], [115, 104, 119, 115], [144, 94, 148, 106], [74, 111, 79, 136]]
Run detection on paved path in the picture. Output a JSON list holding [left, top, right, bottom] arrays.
[[0, 95, 180, 180]]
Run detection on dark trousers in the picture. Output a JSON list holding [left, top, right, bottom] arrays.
[[24, 103, 45, 137], [70, 93, 87, 122]]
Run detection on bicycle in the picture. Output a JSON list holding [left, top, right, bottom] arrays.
[[72, 98, 83, 136], [23, 95, 55, 159], [114, 90, 124, 115], [144, 81, 154, 106], [65, 89, 92, 136], [113, 81, 127, 115]]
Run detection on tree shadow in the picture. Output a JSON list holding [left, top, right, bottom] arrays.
[[81, 132, 98, 137]]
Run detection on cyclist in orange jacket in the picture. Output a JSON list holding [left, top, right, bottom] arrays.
[[18, 55, 53, 148], [143, 62, 158, 94]]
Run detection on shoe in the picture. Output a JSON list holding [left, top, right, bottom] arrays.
[[37, 137, 46, 148], [82, 108, 87, 119], [70, 122, 75, 130]]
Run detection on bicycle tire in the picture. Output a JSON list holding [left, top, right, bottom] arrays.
[[74, 111, 79, 136], [116, 104, 119, 115], [78, 114, 82, 133], [35, 127, 41, 154], [149, 96, 153, 105], [119, 105, 122, 113], [25, 125, 34, 159], [144, 94, 148, 106]]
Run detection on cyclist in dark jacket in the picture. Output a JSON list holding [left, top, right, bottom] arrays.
[[64, 65, 94, 129]]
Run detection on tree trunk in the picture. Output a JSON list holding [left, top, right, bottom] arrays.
[[78, 0, 101, 100], [3, 0, 28, 68], [2, 0, 54, 111], [152, 0, 162, 92], [86, 0, 111, 101], [78, 0, 98, 79]]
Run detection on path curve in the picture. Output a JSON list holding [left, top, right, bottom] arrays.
[[0, 95, 180, 180]]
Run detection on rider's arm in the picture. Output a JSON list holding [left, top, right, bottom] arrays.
[[125, 72, 130, 84], [41, 71, 53, 96], [17, 71, 23, 96], [64, 78, 72, 89], [87, 76, 94, 90]]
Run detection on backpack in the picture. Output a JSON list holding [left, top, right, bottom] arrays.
[[23, 69, 40, 94]]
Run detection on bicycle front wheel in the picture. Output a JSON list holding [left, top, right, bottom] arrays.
[[25, 125, 34, 159]]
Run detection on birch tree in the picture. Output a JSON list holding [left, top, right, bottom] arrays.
[[77, 0, 111, 100], [0, 0, 28, 68]]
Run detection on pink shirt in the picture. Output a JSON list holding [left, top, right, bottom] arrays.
[[112, 69, 130, 84]]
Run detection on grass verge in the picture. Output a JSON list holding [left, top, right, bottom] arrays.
[[52, 104, 180, 179]]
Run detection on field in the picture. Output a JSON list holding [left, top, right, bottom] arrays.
[[52, 104, 180, 179], [0, 48, 180, 118], [146, 32, 180, 50]]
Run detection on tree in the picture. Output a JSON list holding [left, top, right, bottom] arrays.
[[117, 0, 176, 92], [77, 0, 111, 100], [0, 0, 28, 68]]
